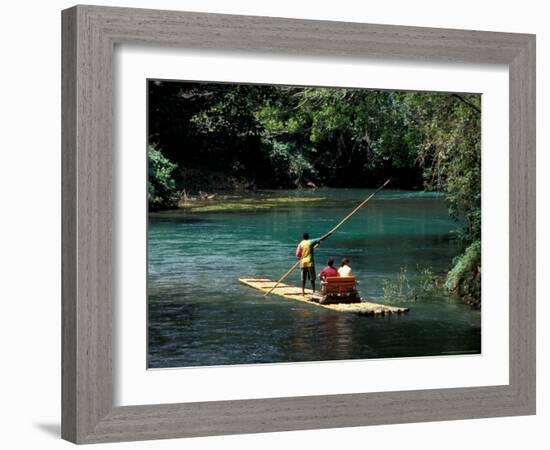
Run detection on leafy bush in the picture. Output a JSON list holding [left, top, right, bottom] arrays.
[[262, 138, 317, 187], [444, 240, 481, 307], [148, 146, 178, 210]]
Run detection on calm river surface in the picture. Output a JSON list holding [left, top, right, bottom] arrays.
[[148, 189, 481, 368]]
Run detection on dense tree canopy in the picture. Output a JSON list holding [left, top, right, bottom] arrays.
[[147, 81, 481, 306]]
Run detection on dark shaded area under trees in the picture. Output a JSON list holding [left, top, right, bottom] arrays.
[[147, 80, 481, 307]]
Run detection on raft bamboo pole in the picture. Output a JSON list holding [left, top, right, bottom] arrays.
[[264, 178, 391, 296]]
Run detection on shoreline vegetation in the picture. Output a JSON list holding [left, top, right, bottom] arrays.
[[147, 81, 481, 308], [178, 191, 326, 213]]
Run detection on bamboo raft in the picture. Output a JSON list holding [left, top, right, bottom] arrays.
[[239, 277, 409, 316]]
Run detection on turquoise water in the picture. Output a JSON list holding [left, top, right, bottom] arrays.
[[148, 189, 481, 368]]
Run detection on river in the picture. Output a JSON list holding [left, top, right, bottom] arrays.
[[147, 188, 481, 368]]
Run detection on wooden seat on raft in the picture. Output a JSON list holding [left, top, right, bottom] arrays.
[[322, 276, 357, 295], [313, 276, 361, 304]]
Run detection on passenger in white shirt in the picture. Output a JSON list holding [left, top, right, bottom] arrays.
[[337, 257, 353, 277]]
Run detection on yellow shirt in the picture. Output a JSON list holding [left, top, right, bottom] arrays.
[[296, 238, 321, 268]]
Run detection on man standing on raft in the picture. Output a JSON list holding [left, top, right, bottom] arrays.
[[296, 232, 331, 295]]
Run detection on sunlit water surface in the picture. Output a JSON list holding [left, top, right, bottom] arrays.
[[148, 189, 481, 368]]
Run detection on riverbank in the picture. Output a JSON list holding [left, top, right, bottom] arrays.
[[176, 190, 326, 213], [155, 186, 448, 214]]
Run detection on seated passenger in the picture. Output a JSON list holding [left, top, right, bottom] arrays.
[[319, 258, 339, 281], [338, 257, 353, 277]]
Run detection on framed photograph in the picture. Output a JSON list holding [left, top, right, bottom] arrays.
[[62, 5, 536, 444]]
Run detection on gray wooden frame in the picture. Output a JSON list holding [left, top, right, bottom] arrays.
[[62, 4, 536, 444]]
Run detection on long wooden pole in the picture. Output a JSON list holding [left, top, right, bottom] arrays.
[[264, 178, 391, 296]]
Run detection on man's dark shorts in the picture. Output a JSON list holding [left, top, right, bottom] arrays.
[[301, 266, 316, 282]]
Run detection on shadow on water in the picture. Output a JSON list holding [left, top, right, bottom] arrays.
[[147, 189, 481, 368]]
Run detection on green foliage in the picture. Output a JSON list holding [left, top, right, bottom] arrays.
[[148, 146, 178, 210], [408, 93, 481, 238], [381, 267, 416, 303], [417, 266, 441, 297], [261, 138, 317, 187], [444, 240, 481, 307], [405, 93, 481, 307], [380, 266, 442, 303]]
